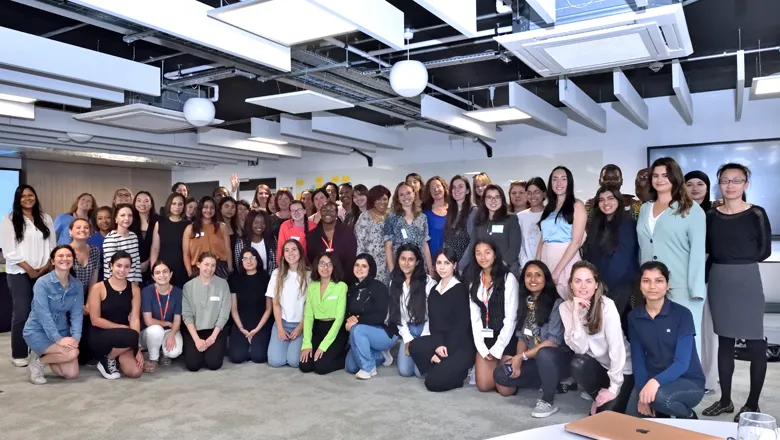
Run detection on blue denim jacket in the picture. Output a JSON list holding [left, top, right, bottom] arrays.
[[26, 271, 84, 343]]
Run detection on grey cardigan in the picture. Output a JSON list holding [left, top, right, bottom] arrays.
[[182, 276, 232, 331]]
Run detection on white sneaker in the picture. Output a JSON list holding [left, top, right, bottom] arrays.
[[468, 366, 476, 385], [531, 399, 559, 418], [28, 352, 46, 385], [381, 350, 394, 367], [97, 356, 121, 379], [355, 368, 377, 380], [11, 357, 29, 367]]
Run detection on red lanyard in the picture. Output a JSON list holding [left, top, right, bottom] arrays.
[[155, 287, 170, 321], [321, 235, 334, 252], [481, 272, 492, 327]]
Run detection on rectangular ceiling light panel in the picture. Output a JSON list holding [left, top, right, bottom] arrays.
[[246, 90, 354, 114], [0, 67, 125, 103], [72, 104, 223, 133], [0, 99, 34, 120], [421, 95, 496, 141], [413, 0, 477, 38], [311, 112, 403, 149], [70, 0, 291, 72], [0, 84, 91, 108], [749, 75, 780, 100], [280, 114, 376, 152], [463, 106, 530, 123], [209, 0, 404, 49], [198, 128, 301, 158], [494, 3, 692, 77]]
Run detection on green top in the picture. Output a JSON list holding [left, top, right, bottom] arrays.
[[182, 276, 232, 331], [302, 280, 348, 352]]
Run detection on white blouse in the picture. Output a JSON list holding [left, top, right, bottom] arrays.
[[0, 213, 56, 275], [265, 268, 309, 323], [395, 276, 436, 343], [469, 272, 519, 359]]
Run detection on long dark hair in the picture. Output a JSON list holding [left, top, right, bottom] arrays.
[[475, 184, 509, 225], [388, 243, 428, 325], [237, 246, 263, 276], [649, 157, 693, 217], [444, 175, 473, 233], [539, 166, 576, 226], [432, 247, 460, 282], [10, 185, 50, 243], [311, 251, 344, 283], [581, 185, 627, 261], [218, 196, 238, 233], [466, 239, 510, 310], [130, 191, 156, 234], [191, 196, 220, 238], [516, 260, 558, 327]]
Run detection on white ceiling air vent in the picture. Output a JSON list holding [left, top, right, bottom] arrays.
[[494, 3, 692, 77], [72, 103, 223, 133]]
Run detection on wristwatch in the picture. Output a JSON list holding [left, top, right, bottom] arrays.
[[521, 352, 528, 361]]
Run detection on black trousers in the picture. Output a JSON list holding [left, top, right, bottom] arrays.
[[570, 354, 634, 414], [183, 328, 228, 372], [7, 273, 33, 359], [299, 320, 348, 375], [410, 335, 476, 392], [228, 321, 272, 364], [89, 327, 140, 358], [494, 346, 571, 403], [78, 315, 94, 365]]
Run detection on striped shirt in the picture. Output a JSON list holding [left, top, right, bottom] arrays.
[[72, 244, 101, 298], [102, 230, 142, 283]]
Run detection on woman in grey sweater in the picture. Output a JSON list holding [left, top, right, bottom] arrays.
[[182, 251, 231, 372]]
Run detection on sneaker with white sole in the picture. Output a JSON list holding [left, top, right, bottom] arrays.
[[28, 352, 46, 385], [11, 357, 29, 367], [97, 356, 121, 379], [381, 350, 394, 367], [355, 368, 378, 380], [531, 399, 559, 418]]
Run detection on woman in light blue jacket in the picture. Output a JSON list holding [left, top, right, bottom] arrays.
[[637, 157, 706, 353]]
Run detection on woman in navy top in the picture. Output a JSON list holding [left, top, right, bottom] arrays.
[[422, 176, 448, 256], [140, 261, 184, 373], [627, 261, 705, 419]]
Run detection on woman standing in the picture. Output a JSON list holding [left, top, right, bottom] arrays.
[[508, 181, 529, 213], [150, 193, 190, 289], [111, 188, 133, 209], [685, 171, 712, 212], [251, 184, 272, 211], [182, 197, 232, 279], [218, 196, 239, 253], [140, 261, 184, 373], [306, 202, 357, 281], [102, 204, 142, 286], [68, 218, 100, 365], [1, 185, 56, 366], [517, 177, 546, 268], [277, 200, 316, 265], [184, 197, 198, 222], [383, 182, 433, 275], [87, 251, 144, 380], [87, 206, 113, 249], [129, 191, 158, 283], [23, 245, 83, 384], [182, 252, 231, 372], [355, 185, 392, 284], [300, 252, 349, 375], [422, 176, 449, 257], [308, 188, 329, 224], [637, 157, 706, 352], [234, 210, 277, 276], [387, 244, 436, 377], [345, 254, 395, 379], [702, 163, 771, 420], [493, 261, 567, 419], [580, 186, 639, 316], [468, 241, 519, 393], [472, 172, 491, 207], [54, 193, 95, 245], [410, 248, 475, 392], [561, 261, 634, 415], [443, 175, 474, 264], [236, 200, 251, 236], [266, 240, 309, 368], [338, 183, 354, 221], [626, 261, 705, 419], [344, 184, 368, 228], [405, 173, 424, 201], [229, 248, 273, 364], [462, 185, 522, 277], [270, 189, 293, 238], [536, 166, 586, 299], [300, 190, 315, 217]]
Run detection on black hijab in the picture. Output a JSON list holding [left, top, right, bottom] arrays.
[[685, 170, 711, 211], [354, 253, 377, 288]]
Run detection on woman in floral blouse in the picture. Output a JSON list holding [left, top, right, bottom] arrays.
[[355, 185, 392, 284], [383, 182, 433, 275]]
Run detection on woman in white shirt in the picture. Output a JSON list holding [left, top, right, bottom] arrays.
[[517, 177, 546, 268], [266, 239, 310, 368], [0, 185, 56, 366], [233, 210, 276, 276], [468, 240, 519, 393], [561, 261, 634, 415], [387, 243, 436, 377]]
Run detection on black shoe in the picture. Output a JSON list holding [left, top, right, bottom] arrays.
[[556, 382, 578, 394], [702, 401, 734, 417], [688, 410, 698, 420], [734, 405, 760, 423]]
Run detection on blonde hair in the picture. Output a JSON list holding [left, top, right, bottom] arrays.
[[568, 260, 605, 335], [274, 239, 309, 303]]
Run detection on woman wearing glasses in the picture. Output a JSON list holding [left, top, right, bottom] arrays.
[[461, 185, 521, 277]]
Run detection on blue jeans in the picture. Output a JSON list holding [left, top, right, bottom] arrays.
[[267, 320, 303, 368], [626, 378, 705, 418], [345, 324, 397, 373], [398, 323, 425, 377]]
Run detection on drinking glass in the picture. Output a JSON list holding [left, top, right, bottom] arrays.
[[738, 413, 778, 440]]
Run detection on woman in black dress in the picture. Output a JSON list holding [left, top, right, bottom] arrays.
[[410, 247, 475, 392], [151, 193, 191, 288], [129, 191, 158, 285], [228, 247, 273, 364]]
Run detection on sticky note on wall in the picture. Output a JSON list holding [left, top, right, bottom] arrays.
[[295, 179, 304, 186], [341, 176, 350, 183], [315, 177, 324, 185], [331, 176, 340, 182]]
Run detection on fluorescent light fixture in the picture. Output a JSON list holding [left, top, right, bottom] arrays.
[[0, 93, 36, 104], [246, 90, 354, 114], [0, 99, 35, 119], [463, 106, 530, 123], [421, 95, 497, 141], [0, 84, 90, 108], [463, 171, 480, 175], [749, 74, 780, 100], [208, 0, 405, 49], [68, 151, 152, 163], [249, 136, 288, 145]]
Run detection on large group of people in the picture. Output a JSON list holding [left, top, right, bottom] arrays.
[[1, 158, 771, 422]]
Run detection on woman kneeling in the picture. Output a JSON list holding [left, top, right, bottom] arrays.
[[140, 261, 184, 373]]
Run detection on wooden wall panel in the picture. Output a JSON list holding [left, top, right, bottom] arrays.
[[23, 159, 171, 216]]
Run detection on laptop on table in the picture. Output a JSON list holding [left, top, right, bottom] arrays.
[[564, 411, 723, 440]]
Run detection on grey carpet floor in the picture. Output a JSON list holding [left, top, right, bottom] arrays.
[[0, 334, 774, 440]]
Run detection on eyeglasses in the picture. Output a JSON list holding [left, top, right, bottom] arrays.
[[290, 209, 305, 214], [484, 195, 502, 202], [526, 190, 543, 197], [242, 256, 257, 262], [318, 261, 333, 268], [719, 178, 746, 185]]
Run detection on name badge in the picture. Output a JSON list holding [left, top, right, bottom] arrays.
[[326, 248, 334, 252], [401, 228, 408, 239], [491, 224, 504, 234], [590, 332, 605, 340], [523, 328, 533, 337], [327, 296, 338, 300], [481, 328, 494, 339], [209, 296, 220, 302], [291, 236, 300, 241], [197, 232, 205, 238]]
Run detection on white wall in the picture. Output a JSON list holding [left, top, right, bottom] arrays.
[[173, 88, 780, 199]]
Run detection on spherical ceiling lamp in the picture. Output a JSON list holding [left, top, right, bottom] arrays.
[[183, 97, 215, 127], [389, 60, 428, 98]]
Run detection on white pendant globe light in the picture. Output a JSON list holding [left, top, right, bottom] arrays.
[[183, 97, 216, 127], [389, 59, 428, 98]]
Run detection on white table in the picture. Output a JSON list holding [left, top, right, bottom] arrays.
[[487, 419, 737, 439]]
